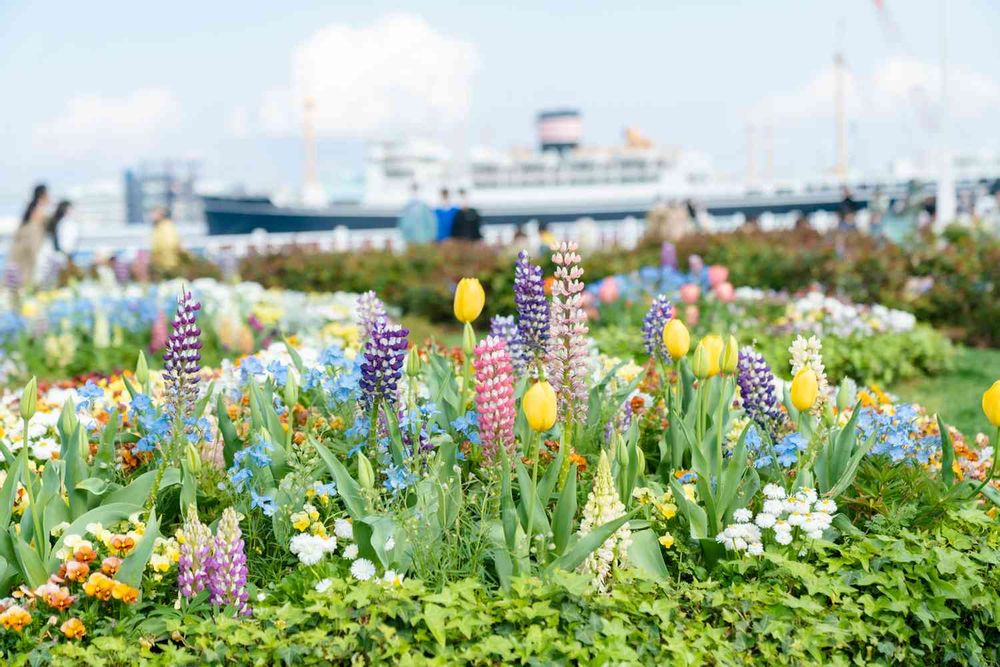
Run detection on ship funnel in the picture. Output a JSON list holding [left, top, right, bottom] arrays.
[[537, 109, 581, 153]]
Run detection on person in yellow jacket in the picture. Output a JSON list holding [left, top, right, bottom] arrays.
[[150, 206, 181, 273]]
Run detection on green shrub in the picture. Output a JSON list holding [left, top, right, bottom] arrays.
[[17, 508, 999, 666]]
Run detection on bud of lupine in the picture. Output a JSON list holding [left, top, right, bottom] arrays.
[[359, 317, 409, 412], [162, 290, 202, 421], [641, 295, 673, 363], [206, 508, 251, 617], [489, 315, 529, 376], [356, 291, 388, 345], [513, 251, 550, 359], [545, 242, 590, 426], [736, 347, 783, 439], [177, 507, 212, 598], [473, 336, 516, 465], [4, 264, 22, 292]]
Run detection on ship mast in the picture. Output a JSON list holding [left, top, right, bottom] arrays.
[[303, 95, 319, 192], [833, 23, 848, 182]]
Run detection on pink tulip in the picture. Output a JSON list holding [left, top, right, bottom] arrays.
[[714, 281, 735, 303], [707, 265, 729, 288], [598, 277, 620, 304], [679, 283, 701, 305], [685, 305, 700, 326]]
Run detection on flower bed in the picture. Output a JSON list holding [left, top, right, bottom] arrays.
[[0, 243, 997, 664], [0, 278, 360, 383], [588, 266, 954, 385]]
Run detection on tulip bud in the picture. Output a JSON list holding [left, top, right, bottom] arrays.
[[693, 335, 723, 379], [453, 278, 486, 324], [405, 346, 422, 378], [791, 369, 819, 412], [284, 370, 299, 409], [720, 335, 739, 374], [662, 319, 690, 360], [462, 322, 477, 356], [58, 398, 78, 436], [135, 351, 149, 385], [836, 379, 855, 413], [20, 377, 37, 422], [523, 381, 558, 432], [184, 442, 202, 475], [983, 380, 1000, 428], [357, 452, 375, 490], [691, 343, 712, 379], [636, 446, 645, 473]]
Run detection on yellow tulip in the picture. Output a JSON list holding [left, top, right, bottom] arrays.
[[693, 334, 724, 378], [983, 380, 1000, 428], [720, 335, 739, 374], [523, 381, 557, 432], [791, 368, 819, 412], [662, 319, 690, 360], [453, 278, 486, 324]]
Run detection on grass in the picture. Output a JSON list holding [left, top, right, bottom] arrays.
[[890, 346, 1000, 437]]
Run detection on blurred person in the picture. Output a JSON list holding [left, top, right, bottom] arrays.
[[793, 213, 811, 232], [837, 187, 858, 231], [5, 183, 50, 293], [743, 214, 761, 232], [643, 197, 670, 243], [665, 199, 693, 241], [434, 188, 459, 241], [397, 183, 437, 244], [538, 220, 557, 250], [35, 200, 72, 285], [150, 206, 182, 273], [509, 224, 530, 255], [868, 186, 888, 238], [451, 188, 483, 241]]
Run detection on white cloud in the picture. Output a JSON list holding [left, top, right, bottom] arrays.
[[255, 13, 478, 137], [33, 88, 181, 157], [752, 56, 1000, 126]]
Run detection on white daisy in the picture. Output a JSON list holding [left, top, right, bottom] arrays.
[[350, 558, 376, 581]]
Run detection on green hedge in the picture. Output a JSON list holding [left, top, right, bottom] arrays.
[[234, 227, 999, 346], [17, 509, 1000, 666]]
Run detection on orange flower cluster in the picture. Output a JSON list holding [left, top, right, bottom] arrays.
[[0, 605, 32, 632]]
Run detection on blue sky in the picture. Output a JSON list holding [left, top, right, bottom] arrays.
[[1, 1, 998, 212]]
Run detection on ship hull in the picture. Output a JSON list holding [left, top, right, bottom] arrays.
[[202, 192, 869, 236]]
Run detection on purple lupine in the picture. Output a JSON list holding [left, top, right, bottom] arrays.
[[546, 242, 590, 426], [641, 295, 673, 362], [162, 289, 202, 420], [660, 242, 677, 269], [3, 264, 22, 292], [513, 251, 549, 360], [112, 255, 130, 285], [489, 315, 529, 376], [359, 317, 409, 412], [356, 291, 388, 344], [177, 507, 212, 598], [736, 347, 784, 439], [206, 507, 251, 617]]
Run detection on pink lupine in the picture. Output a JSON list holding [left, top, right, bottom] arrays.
[[545, 242, 590, 426], [149, 309, 168, 352], [474, 336, 516, 465]]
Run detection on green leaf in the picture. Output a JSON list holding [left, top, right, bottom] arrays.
[[549, 512, 632, 572], [937, 415, 955, 487], [216, 393, 241, 468], [283, 338, 307, 376], [116, 509, 161, 592], [313, 440, 367, 517], [627, 529, 669, 581], [10, 528, 48, 588], [551, 465, 577, 555]]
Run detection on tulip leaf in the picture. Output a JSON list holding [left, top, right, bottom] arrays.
[[549, 512, 632, 572], [628, 528, 669, 581], [938, 415, 955, 487], [551, 465, 577, 555]]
